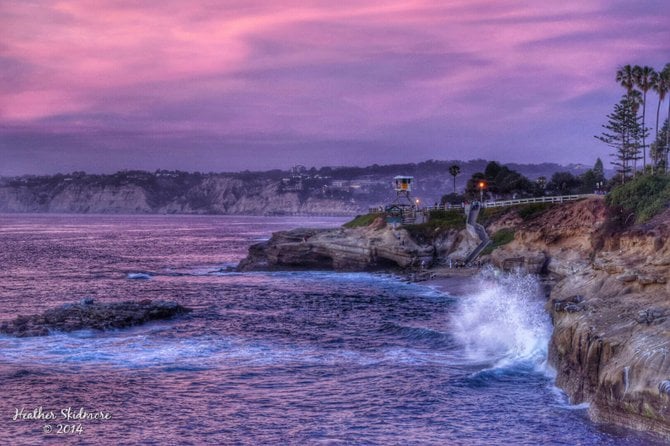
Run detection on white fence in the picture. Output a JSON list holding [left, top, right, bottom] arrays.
[[369, 194, 594, 214], [478, 194, 591, 209]]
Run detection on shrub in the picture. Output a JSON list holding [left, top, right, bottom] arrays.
[[606, 175, 670, 223], [481, 228, 515, 255], [403, 210, 465, 245]]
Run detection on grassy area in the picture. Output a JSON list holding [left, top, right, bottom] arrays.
[[343, 213, 384, 228], [403, 210, 465, 244], [427, 209, 466, 227], [481, 228, 515, 255], [606, 174, 670, 223]]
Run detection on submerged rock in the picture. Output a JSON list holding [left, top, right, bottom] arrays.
[[0, 299, 192, 337]]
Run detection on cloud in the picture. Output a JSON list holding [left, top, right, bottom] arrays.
[[0, 0, 668, 174]]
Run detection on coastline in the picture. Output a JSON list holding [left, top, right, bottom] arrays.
[[236, 198, 670, 440]]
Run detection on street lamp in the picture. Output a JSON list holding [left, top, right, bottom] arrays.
[[478, 181, 486, 202]]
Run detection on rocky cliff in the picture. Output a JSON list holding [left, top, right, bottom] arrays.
[[0, 175, 361, 215], [488, 198, 670, 438], [237, 216, 479, 272], [238, 197, 670, 438]]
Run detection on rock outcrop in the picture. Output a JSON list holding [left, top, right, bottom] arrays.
[[490, 198, 670, 438], [238, 221, 438, 271], [0, 299, 192, 337], [237, 217, 480, 271]]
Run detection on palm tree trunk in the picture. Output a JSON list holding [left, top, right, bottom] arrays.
[[642, 90, 647, 170], [452, 176, 456, 194], [655, 98, 662, 171], [667, 99, 670, 173]]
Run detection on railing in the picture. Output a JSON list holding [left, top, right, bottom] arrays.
[[369, 194, 594, 214], [479, 194, 591, 208]]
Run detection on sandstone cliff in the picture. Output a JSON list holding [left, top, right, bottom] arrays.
[[238, 197, 670, 438], [0, 175, 361, 215], [489, 198, 670, 438], [237, 217, 479, 271]]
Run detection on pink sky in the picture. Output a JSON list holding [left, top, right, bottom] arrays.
[[1, 0, 668, 174]]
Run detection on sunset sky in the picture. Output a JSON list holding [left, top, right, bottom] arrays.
[[1, 0, 669, 175]]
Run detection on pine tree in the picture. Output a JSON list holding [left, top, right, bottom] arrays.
[[593, 158, 605, 181], [651, 119, 669, 172], [596, 96, 647, 183]]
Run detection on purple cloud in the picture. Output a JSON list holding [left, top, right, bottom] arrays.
[[0, 0, 668, 175]]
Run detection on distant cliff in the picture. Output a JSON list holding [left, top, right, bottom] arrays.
[[0, 160, 599, 214], [0, 171, 361, 215]]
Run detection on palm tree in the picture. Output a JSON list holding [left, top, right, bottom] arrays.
[[662, 64, 670, 172], [448, 164, 460, 194], [616, 64, 636, 93], [634, 65, 657, 170], [627, 89, 644, 174], [652, 63, 670, 171]]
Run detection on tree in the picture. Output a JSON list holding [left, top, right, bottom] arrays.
[[616, 64, 636, 93], [547, 172, 580, 195], [465, 172, 486, 199], [658, 63, 670, 172], [593, 158, 605, 181], [484, 161, 502, 179], [652, 119, 669, 172], [627, 89, 644, 174], [633, 65, 658, 170], [653, 64, 670, 154], [596, 95, 647, 184], [448, 164, 460, 194]]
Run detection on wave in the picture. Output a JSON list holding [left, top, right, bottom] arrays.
[[127, 272, 152, 280], [451, 268, 551, 371]]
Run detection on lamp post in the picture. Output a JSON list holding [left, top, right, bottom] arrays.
[[478, 181, 486, 203]]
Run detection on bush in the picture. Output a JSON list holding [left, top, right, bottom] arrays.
[[481, 228, 515, 255], [428, 210, 465, 227], [403, 211, 465, 245], [606, 175, 670, 223]]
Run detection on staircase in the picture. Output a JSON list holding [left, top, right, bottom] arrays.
[[464, 203, 491, 265]]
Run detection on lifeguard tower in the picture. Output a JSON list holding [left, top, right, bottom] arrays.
[[393, 176, 414, 205]]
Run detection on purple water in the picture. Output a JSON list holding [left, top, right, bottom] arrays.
[[0, 214, 663, 445]]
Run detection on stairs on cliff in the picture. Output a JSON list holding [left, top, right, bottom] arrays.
[[464, 203, 491, 265]]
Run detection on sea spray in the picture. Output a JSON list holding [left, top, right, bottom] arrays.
[[452, 268, 551, 370]]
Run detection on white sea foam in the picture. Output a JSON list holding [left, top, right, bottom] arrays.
[[127, 272, 152, 280], [452, 269, 551, 370]]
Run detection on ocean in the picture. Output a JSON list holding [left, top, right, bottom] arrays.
[[0, 214, 662, 445]]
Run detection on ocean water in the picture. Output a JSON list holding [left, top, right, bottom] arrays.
[[0, 214, 663, 445]]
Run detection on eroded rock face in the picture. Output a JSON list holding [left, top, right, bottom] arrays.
[[489, 197, 607, 276], [237, 223, 450, 271], [548, 273, 670, 437], [492, 199, 670, 438], [0, 299, 192, 337]]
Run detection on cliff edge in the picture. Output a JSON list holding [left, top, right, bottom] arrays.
[[238, 197, 670, 438], [489, 197, 670, 437]]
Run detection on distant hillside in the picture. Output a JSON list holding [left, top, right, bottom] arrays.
[[0, 161, 602, 215]]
